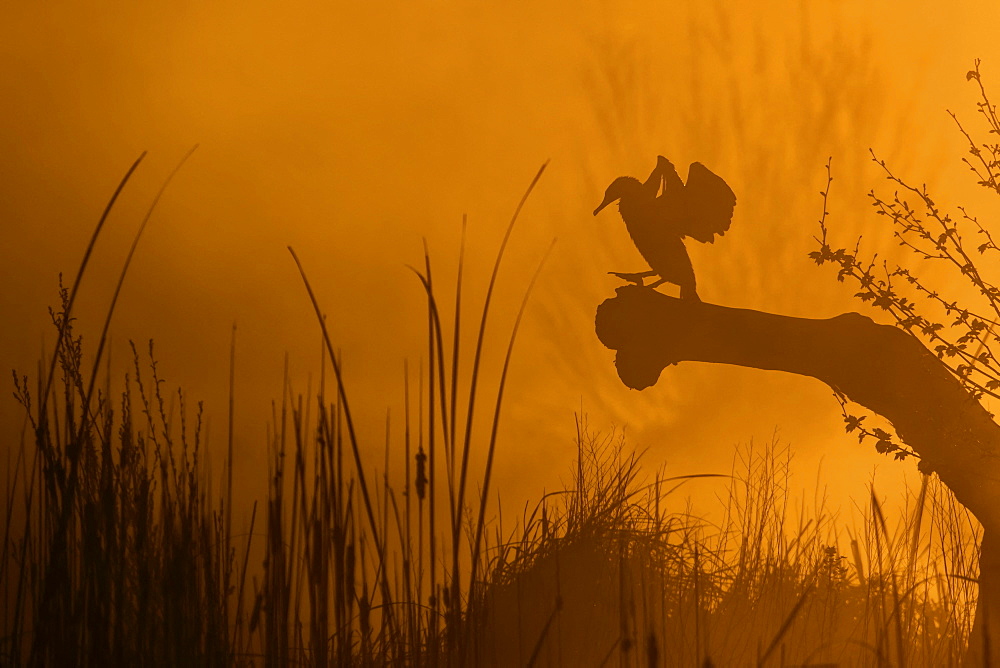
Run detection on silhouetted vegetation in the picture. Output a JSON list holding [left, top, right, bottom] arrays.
[[4, 58, 998, 668], [812, 59, 1000, 458], [1, 296, 980, 665]]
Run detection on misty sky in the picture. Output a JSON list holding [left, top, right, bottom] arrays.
[[3, 0, 999, 526]]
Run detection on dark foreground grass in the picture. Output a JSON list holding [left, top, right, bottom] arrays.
[[1, 322, 980, 667], [0, 163, 983, 666], [478, 430, 979, 667]]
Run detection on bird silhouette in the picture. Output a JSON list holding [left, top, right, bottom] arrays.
[[593, 156, 736, 301]]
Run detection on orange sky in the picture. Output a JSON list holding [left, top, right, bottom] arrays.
[[2, 0, 999, 528]]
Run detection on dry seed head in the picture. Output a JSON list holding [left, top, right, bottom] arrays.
[[415, 447, 427, 501]]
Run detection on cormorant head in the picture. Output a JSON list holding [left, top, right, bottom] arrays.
[[593, 176, 643, 216]]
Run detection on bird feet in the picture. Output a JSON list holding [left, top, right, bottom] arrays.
[[609, 271, 655, 287]]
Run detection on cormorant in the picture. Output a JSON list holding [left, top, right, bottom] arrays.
[[593, 155, 736, 301]]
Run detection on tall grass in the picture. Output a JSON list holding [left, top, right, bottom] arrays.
[[4, 299, 236, 666], [0, 160, 983, 666], [477, 430, 979, 667]]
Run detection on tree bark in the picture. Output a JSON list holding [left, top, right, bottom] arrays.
[[596, 285, 1000, 664]]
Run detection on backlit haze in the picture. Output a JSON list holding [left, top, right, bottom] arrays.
[[3, 1, 999, 530]]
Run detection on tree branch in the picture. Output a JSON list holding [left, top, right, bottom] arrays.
[[595, 285, 1000, 533]]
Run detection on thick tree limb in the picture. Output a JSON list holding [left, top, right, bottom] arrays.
[[595, 285, 1000, 533]]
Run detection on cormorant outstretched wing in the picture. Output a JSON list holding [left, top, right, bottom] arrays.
[[655, 157, 686, 201], [655, 162, 736, 244]]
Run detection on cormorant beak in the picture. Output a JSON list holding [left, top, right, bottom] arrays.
[[593, 194, 615, 216]]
